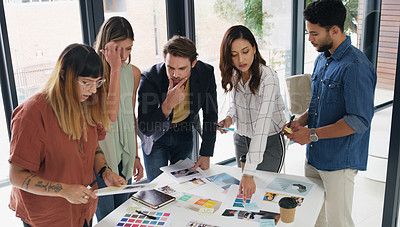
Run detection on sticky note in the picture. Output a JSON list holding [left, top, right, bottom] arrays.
[[107, 185, 125, 191], [259, 219, 275, 227], [243, 202, 259, 211], [198, 207, 214, 216], [284, 127, 293, 134], [203, 200, 217, 208]]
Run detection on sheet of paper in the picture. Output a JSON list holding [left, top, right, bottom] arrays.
[[160, 158, 205, 183], [95, 183, 156, 196], [266, 177, 314, 196], [206, 172, 240, 191]]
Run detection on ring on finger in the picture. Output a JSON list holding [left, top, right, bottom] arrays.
[[83, 195, 89, 199]]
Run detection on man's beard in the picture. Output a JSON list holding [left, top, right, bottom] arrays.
[[317, 38, 333, 53]]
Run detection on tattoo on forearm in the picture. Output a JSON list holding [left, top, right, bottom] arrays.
[[100, 156, 108, 166], [48, 183, 63, 193], [35, 181, 49, 191], [22, 174, 36, 190], [34, 181, 63, 193]]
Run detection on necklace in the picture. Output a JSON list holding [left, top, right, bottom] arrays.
[[76, 139, 83, 153]]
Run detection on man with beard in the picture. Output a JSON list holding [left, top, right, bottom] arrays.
[[137, 35, 218, 182], [284, 1, 376, 227]]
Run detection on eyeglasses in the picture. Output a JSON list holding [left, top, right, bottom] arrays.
[[77, 78, 106, 88]]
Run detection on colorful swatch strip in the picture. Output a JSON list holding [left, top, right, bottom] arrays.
[[116, 211, 171, 227], [233, 193, 252, 208], [178, 194, 217, 208]]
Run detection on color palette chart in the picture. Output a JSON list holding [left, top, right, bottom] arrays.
[[178, 194, 221, 211], [233, 194, 252, 208], [116, 211, 171, 227], [175, 193, 222, 215]]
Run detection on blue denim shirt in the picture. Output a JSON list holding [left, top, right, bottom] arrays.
[[307, 36, 377, 171]]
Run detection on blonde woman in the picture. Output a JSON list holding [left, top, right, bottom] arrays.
[[93, 16, 143, 221], [8, 43, 126, 227]]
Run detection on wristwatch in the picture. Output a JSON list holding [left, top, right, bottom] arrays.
[[310, 128, 319, 142]]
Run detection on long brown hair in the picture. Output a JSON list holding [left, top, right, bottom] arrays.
[[93, 16, 134, 93], [42, 43, 109, 141], [219, 25, 266, 94]]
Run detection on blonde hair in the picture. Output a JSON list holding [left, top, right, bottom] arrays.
[[43, 43, 110, 141], [94, 16, 134, 92]]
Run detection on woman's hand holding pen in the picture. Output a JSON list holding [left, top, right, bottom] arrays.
[[217, 116, 232, 134]]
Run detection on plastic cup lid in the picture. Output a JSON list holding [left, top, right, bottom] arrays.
[[279, 197, 297, 209]]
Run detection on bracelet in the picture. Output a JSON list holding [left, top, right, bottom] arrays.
[[98, 166, 110, 179], [135, 156, 140, 159]]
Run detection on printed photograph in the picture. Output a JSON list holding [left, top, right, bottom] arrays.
[[170, 168, 199, 178]]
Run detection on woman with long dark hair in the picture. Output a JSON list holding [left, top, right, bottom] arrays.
[[218, 25, 286, 198]]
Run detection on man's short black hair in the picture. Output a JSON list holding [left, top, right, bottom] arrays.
[[303, 0, 347, 32]]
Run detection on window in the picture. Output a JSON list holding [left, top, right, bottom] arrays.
[[0, 89, 10, 180], [195, 0, 293, 164], [4, 0, 83, 104], [103, 0, 167, 71], [3, 0, 83, 181]]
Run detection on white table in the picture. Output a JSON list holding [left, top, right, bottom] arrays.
[[95, 164, 324, 227]]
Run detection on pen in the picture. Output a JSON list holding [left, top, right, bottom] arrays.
[[87, 179, 97, 189], [287, 115, 295, 128], [217, 125, 235, 131], [136, 210, 157, 220]]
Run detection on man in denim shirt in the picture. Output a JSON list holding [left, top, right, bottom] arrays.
[[284, 1, 377, 227]]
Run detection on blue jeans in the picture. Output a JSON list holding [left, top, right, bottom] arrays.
[[95, 162, 132, 222], [143, 129, 193, 182]]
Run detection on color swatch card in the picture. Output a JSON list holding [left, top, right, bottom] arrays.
[[266, 177, 314, 196], [176, 193, 222, 213], [233, 193, 252, 208], [226, 184, 255, 209], [116, 207, 172, 227]]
